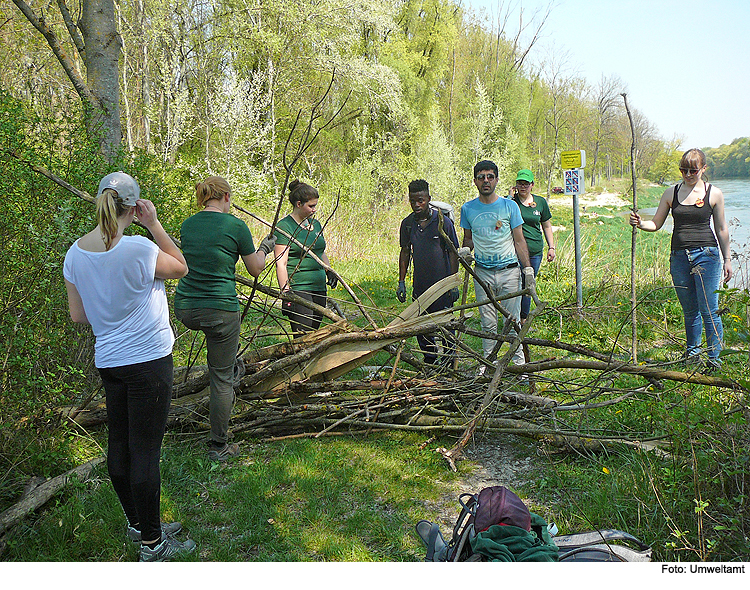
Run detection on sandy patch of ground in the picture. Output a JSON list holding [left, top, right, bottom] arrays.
[[548, 191, 629, 209]]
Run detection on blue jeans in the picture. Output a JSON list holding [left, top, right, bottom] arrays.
[[520, 254, 542, 319], [669, 247, 724, 361]]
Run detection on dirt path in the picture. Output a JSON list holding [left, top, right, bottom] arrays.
[[428, 435, 546, 533]]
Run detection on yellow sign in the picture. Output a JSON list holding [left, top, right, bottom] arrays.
[[560, 150, 586, 169]]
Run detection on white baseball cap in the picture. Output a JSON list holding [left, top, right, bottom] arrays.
[[97, 172, 140, 206]]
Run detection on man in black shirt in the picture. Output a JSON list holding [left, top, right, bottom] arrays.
[[397, 179, 459, 367]]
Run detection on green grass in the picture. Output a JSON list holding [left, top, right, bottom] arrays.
[[3, 432, 465, 562]]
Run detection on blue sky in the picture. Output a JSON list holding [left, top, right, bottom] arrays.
[[464, 0, 750, 150]]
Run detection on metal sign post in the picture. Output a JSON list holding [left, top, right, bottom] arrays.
[[561, 151, 586, 311]]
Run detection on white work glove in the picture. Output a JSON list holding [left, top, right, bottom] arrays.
[[457, 247, 473, 263], [522, 267, 536, 292], [258, 234, 276, 255]]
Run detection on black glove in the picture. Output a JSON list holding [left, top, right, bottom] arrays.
[[326, 269, 338, 289], [449, 287, 460, 304], [396, 280, 406, 303]]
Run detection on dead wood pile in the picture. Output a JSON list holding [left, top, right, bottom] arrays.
[[59, 270, 747, 472]]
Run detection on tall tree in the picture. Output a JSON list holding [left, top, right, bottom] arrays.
[[589, 74, 625, 186], [11, 0, 122, 161]]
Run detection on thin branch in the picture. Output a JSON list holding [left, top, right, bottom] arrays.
[[621, 92, 638, 362], [56, 0, 85, 58]]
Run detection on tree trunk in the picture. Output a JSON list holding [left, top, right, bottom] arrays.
[[80, 0, 122, 161], [0, 456, 105, 538]]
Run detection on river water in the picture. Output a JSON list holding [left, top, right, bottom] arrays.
[[721, 178, 750, 254]]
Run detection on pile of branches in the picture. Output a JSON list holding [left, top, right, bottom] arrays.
[[61, 306, 747, 470]]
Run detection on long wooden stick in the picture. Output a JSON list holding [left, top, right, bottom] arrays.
[[438, 298, 548, 471], [621, 93, 639, 363]]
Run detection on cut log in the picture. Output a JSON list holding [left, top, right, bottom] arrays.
[[240, 274, 463, 395], [0, 456, 105, 537]]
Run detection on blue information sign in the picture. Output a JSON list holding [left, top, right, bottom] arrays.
[[564, 169, 584, 195]]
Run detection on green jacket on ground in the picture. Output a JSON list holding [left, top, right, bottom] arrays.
[[470, 513, 559, 562]]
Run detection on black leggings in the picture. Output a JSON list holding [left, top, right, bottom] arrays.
[[98, 354, 173, 543], [282, 290, 326, 337]]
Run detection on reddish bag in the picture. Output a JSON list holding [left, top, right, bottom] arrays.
[[474, 486, 531, 532]]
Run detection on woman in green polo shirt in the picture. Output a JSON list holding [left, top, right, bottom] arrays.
[[273, 180, 336, 338], [175, 176, 275, 461], [511, 169, 556, 321]]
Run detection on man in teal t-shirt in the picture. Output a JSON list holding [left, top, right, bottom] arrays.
[[459, 160, 534, 369]]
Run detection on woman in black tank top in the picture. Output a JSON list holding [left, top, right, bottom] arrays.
[[629, 149, 732, 373]]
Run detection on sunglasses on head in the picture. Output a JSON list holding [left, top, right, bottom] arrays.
[[475, 173, 496, 181]]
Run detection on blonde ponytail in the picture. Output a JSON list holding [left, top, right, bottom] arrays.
[[96, 188, 131, 251], [195, 176, 231, 208]]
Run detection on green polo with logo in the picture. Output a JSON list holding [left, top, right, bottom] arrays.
[[513, 194, 551, 256]]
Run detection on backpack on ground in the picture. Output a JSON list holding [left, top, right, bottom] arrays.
[[416, 486, 556, 562], [416, 485, 651, 562]]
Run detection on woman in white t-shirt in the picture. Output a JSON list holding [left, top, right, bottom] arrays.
[[63, 172, 193, 562]]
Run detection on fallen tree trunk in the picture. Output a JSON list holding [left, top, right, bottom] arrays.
[[60, 346, 746, 431], [0, 456, 105, 538]]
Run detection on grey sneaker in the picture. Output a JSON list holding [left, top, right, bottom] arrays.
[[139, 536, 196, 562], [128, 521, 182, 544], [683, 353, 704, 370], [207, 442, 240, 462]]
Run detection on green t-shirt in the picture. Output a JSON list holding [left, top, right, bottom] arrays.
[[274, 215, 326, 292], [513, 194, 551, 256], [174, 211, 256, 311]]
